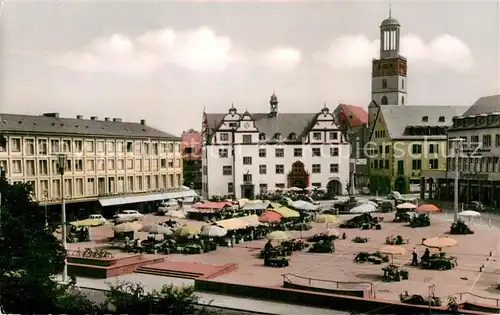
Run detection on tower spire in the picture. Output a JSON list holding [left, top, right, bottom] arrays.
[[389, 4, 392, 17]]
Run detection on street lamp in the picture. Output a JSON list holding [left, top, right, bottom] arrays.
[[43, 190, 49, 229], [449, 138, 464, 223], [57, 154, 68, 283]]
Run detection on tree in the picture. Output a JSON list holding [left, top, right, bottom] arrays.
[[0, 173, 67, 313]]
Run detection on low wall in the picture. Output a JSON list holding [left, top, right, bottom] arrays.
[[194, 279, 490, 315], [282, 281, 365, 298]]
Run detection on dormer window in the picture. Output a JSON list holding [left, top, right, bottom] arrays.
[[259, 133, 266, 141], [487, 116, 494, 124], [288, 133, 297, 140], [422, 116, 429, 122], [475, 117, 481, 125], [228, 122, 238, 129], [438, 116, 445, 122], [273, 133, 282, 140]]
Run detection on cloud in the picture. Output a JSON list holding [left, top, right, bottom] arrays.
[[257, 47, 302, 71], [315, 33, 474, 72], [47, 26, 302, 74]]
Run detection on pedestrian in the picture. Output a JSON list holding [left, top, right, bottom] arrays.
[[412, 247, 419, 266]]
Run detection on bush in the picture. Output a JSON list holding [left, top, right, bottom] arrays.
[[450, 220, 474, 235], [309, 241, 335, 253]]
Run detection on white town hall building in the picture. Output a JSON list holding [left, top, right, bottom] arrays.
[[201, 93, 351, 199]]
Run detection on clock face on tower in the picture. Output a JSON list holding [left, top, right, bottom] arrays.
[[244, 123, 250, 128]]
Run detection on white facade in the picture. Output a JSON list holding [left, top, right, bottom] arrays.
[[0, 116, 182, 205], [202, 104, 350, 199]]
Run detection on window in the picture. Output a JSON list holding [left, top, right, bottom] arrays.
[[330, 147, 339, 156], [12, 160, 22, 174], [312, 164, 321, 173], [0, 160, 7, 175], [402, 79, 405, 89], [50, 139, 60, 153], [312, 132, 322, 140], [330, 163, 339, 173], [228, 182, 234, 193], [25, 160, 35, 176], [107, 159, 115, 171], [243, 173, 252, 183], [167, 143, 174, 153], [134, 142, 142, 154], [259, 133, 266, 141], [87, 178, 95, 195], [243, 157, 252, 165], [401, 96, 405, 105], [259, 184, 268, 193], [429, 159, 439, 169], [65, 159, 72, 172], [25, 139, 35, 155], [64, 178, 72, 197], [86, 159, 95, 172], [259, 148, 266, 157], [143, 142, 150, 155], [85, 140, 94, 153], [144, 159, 151, 171], [38, 139, 48, 155], [75, 159, 83, 171], [38, 160, 48, 175], [428, 143, 439, 154], [259, 165, 267, 174], [52, 179, 61, 198], [412, 144, 422, 154], [294, 148, 302, 157], [384, 160, 389, 169], [438, 116, 445, 122], [382, 79, 387, 89], [471, 135, 479, 147], [275, 164, 284, 174], [11, 138, 21, 152], [220, 133, 229, 141], [275, 183, 285, 189], [136, 159, 143, 171], [273, 133, 282, 140], [397, 160, 404, 174], [97, 159, 105, 171], [117, 159, 125, 170], [152, 143, 158, 155], [219, 149, 228, 158], [62, 140, 71, 153], [127, 159, 134, 170], [312, 148, 321, 157], [116, 141, 124, 153], [496, 135, 500, 147], [168, 159, 173, 168], [242, 135, 252, 144], [75, 178, 84, 196], [152, 159, 158, 171], [483, 135, 492, 148], [96, 141, 105, 153], [39, 180, 49, 198], [381, 96, 388, 105], [137, 176, 144, 190], [74, 140, 83, 153], [412, 159, 422, 170], [422, 116, 429, 122], [329, 132, 338, 140], [275, 148, 284, 157], [222, 166, 232, 176]]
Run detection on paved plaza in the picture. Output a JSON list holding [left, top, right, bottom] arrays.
[[68, 209, 500, 307]]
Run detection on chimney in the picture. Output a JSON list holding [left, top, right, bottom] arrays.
[[76, 115, 83, 119], [104, 117, 110, 122], [43, 113, 59, 118], [113, 118, 122, 122], [90, 116, 98, 121], [140, 119, 146, 125]]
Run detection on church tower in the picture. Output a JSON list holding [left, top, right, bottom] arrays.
[[371, 10, 408, 107]]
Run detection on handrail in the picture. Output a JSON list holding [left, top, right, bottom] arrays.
[[449, 292, 500, 307], [281, 273, 375, 298]]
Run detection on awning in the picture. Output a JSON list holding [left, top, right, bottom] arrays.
[[192, 201, 232, 210], [216, 216, 253, 230], [242, 201, 270, 211], [99, 190, 198, 207], [239, 214, 261, 227], [271, 207, 300, 218]]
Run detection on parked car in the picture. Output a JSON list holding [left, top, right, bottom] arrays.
[[113, 210, 144, 223], [468, 201, 486, 212], [361, 187, 371, 195], [157, 199, 179, 214], [88, 214, 107, 226]]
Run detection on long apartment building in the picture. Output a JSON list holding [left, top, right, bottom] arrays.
[[0, 112, 184, 216]]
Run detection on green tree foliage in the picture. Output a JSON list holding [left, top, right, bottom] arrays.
[[0, 173, 66, 313], [369, 175, 392, 194]]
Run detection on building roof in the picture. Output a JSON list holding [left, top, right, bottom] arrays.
[[206, 113, 318, 138], [379, 105, 468, 139], [337, 104, 368, 128], [381, 16, 400, 27], [0, 113, 179, 140], [462, 94, 500, 116]]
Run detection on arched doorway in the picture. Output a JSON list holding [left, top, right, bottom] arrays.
[[394, 177, 407, 194], [287, 161, 309, 188], [327, 180, 342, 196]]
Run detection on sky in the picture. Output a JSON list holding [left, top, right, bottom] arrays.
[[1, 0, 499, 136]]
